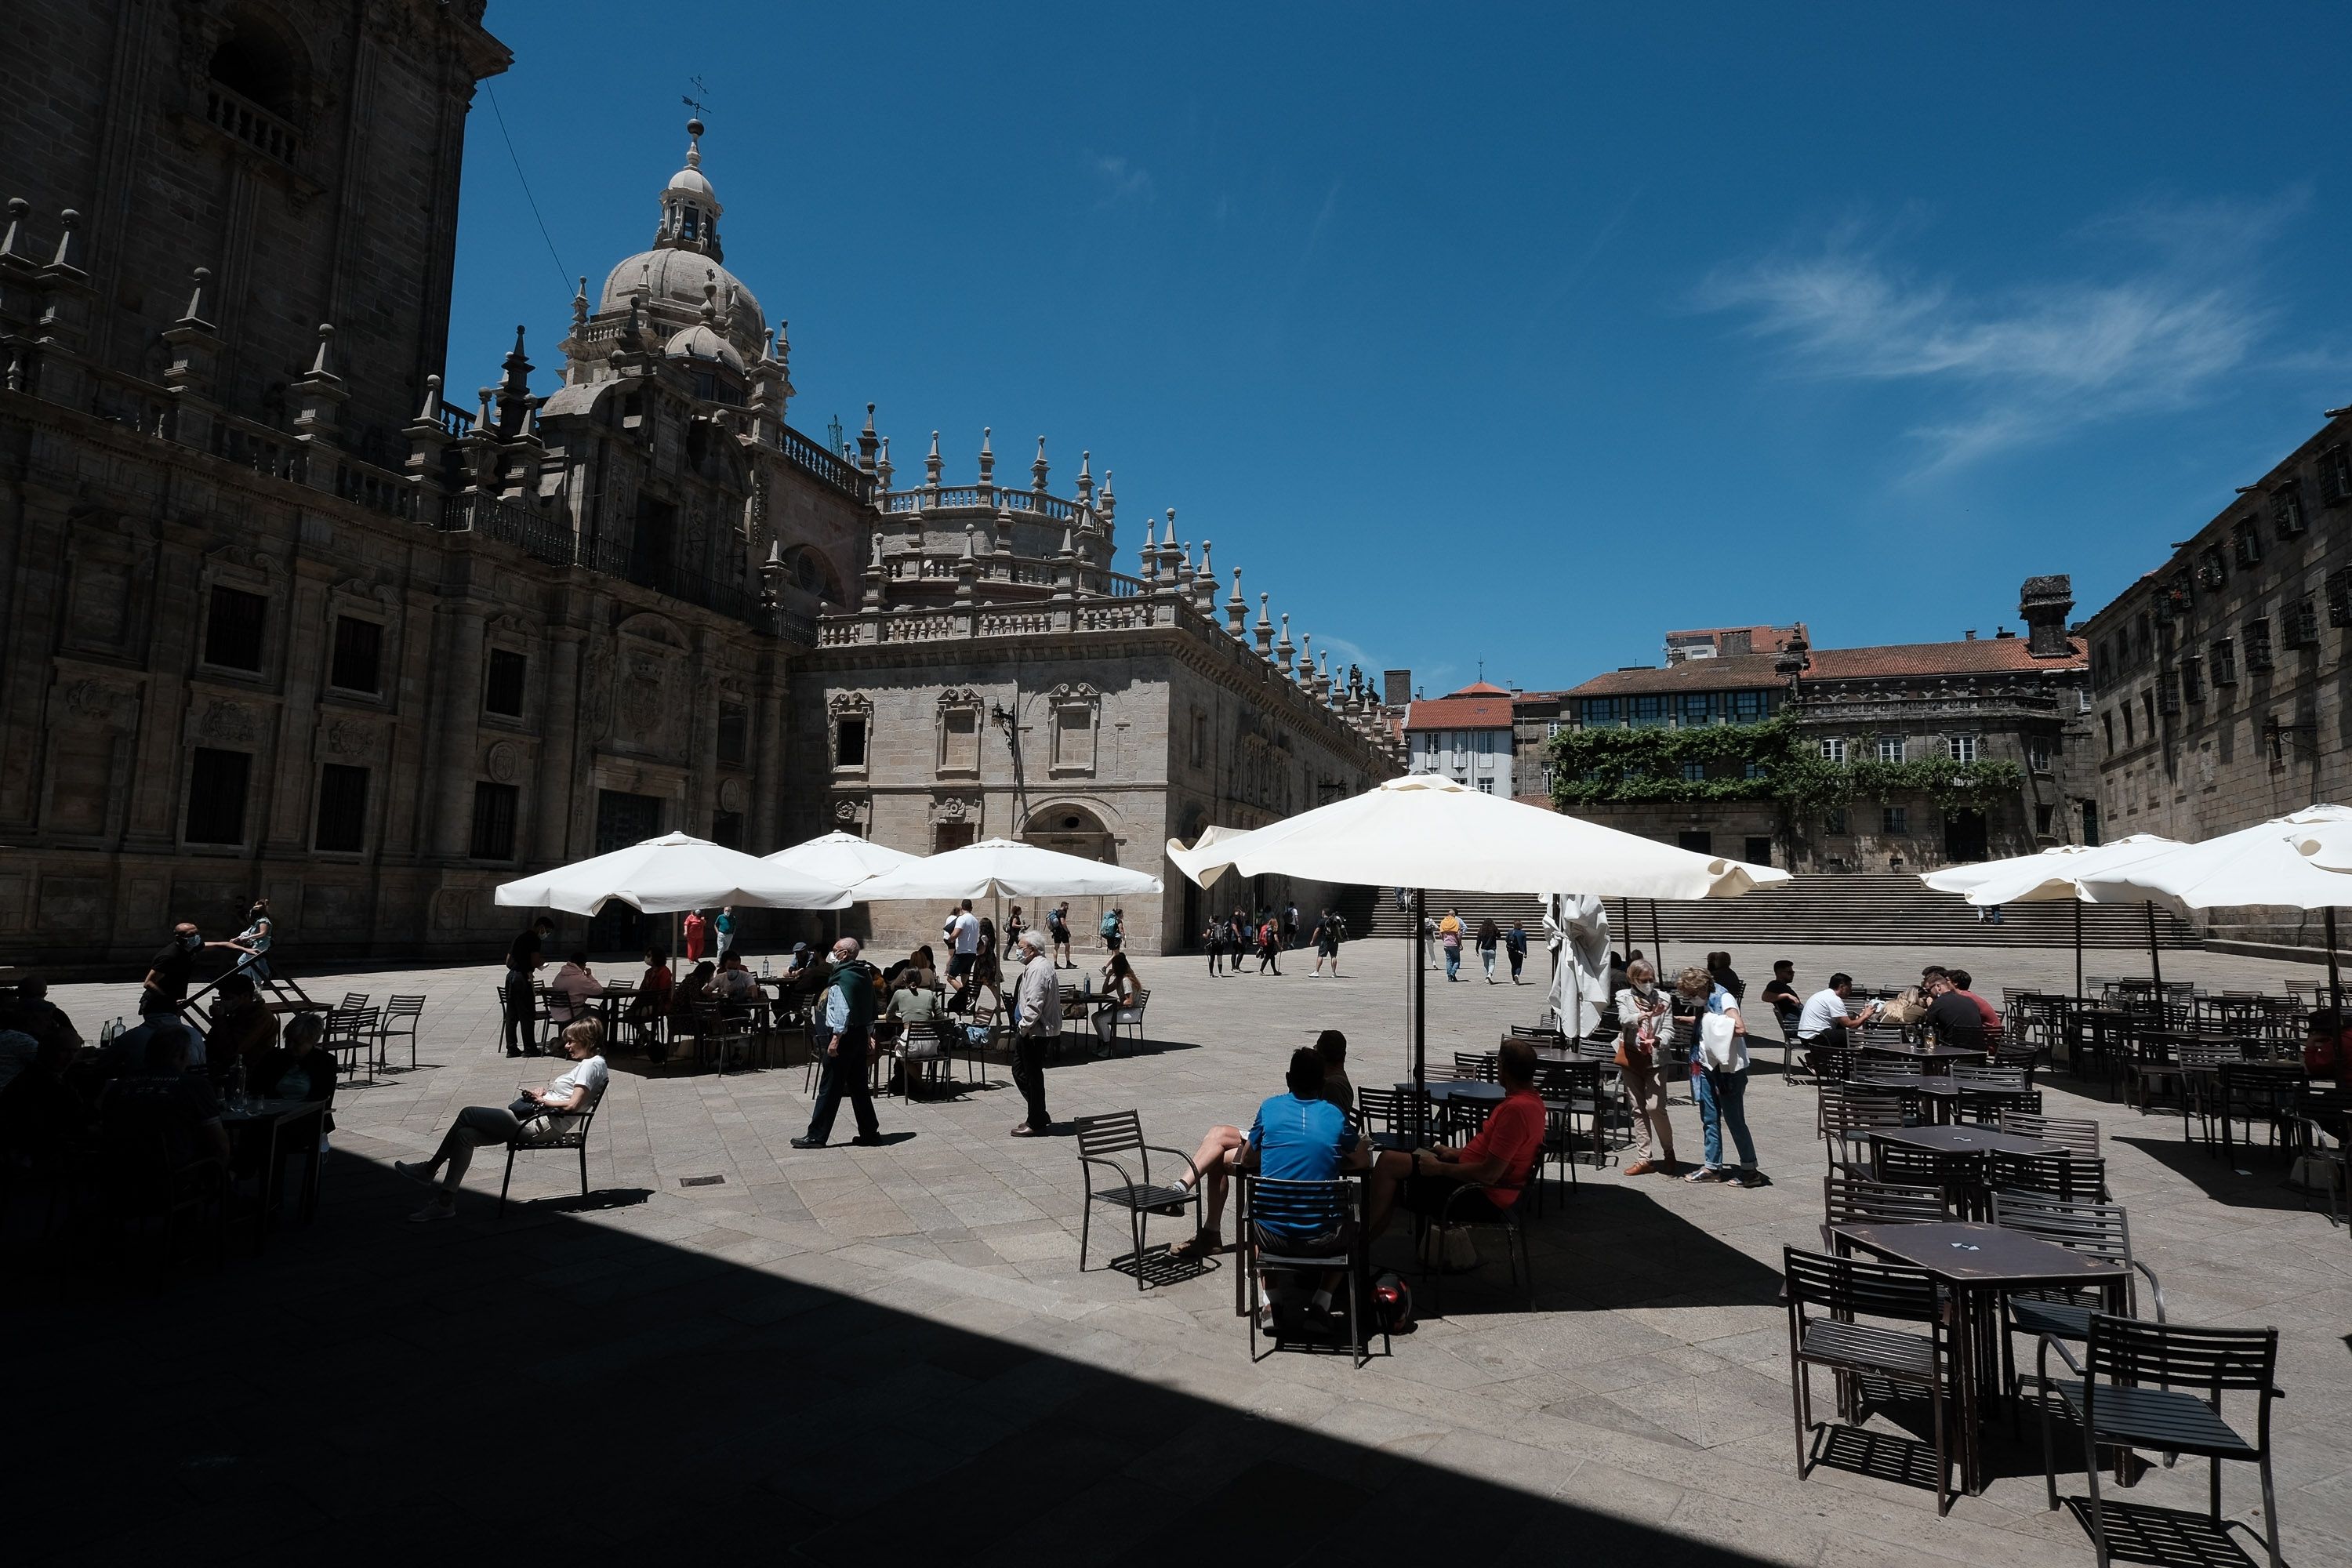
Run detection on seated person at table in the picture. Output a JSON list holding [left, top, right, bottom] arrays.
[[100, 1026, 230, 1175], [1923, 973, 1983, 1042], [1947, 968, 2000, 1031], [201, 972, 281, 1087], [1760, 960, 1801, 1027], [1366, 1040, 1547, 1239], [1315, 1029, 1354, 1112], [624, 946, 673, 1061], [1169, 1050, 1370, 1277], [1091, 951, 1144, 1050], [397, 1020, 608, 1221], [546, 951, 608, 1025], [98, 1014, 200, 1082], [670, 960, 717, 1019], [1796, 974, 1878, 1055], [0, 976, 84, 1054], [711, 953, 760, 1005], [881, 979, 942, 1033], [254, 1011, 337, 1103], [894, 946, 942, 993]]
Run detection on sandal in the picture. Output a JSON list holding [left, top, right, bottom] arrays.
[[1169, 1226, 1223, 1261], [1683, 1166, 1722, 1183]]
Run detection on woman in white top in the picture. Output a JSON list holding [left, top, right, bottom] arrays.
[[397, 1020, 608, 1221], [1677, 966, 1758, 1187]]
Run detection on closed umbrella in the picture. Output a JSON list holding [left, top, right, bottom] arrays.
[[1921, 835, 2186, 996], [2085, 804, 2352, 1014], [851, 837, 1163, 902], [495, 832, 853, 916], [1544, 893, 1612, 1039], [1166, 775, 1788, 1114]]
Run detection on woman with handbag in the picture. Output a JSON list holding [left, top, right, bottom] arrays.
[[1677, 966, 1759, 1187], [1613, 959, 1679, 1176]]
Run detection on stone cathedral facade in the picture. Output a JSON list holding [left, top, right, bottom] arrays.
[[0, 0, 1399, 966]]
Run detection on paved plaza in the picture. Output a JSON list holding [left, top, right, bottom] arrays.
[[20, 938, 2352, 1566]]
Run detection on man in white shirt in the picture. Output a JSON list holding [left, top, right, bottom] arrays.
[[397, 1020, 609, 1221], [1795, 973, 1878, 1054], [1008, 931, 1060, 1136]]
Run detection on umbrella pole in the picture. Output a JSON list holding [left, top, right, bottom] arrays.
[[2144, 901, 2163, 995], [1650, 898, 1664, 974], [2328, 908, 2343, 1020], [1412, 887, 1428, 1144], [2073, 898, 2083, 1000]]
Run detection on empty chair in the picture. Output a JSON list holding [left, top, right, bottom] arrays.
[[1992, 1188, 2165, 1413], [1998, 1110, 2101, 1160], [1451, 1051, 1497, 1083], [322, 1007, 379, 1084], [1072, 1109, 1202, 1290], [339, 992, 370, 1013], [1851, 1058, 1917, 1087], [1819, 1173, 1951, 1250], [378, 994, 426, 1070], [1784, 1247, 1959, 1515], [1989, 1147, 2107, 1203], [1947, 1062, 2025, 1091], [1352, 1087, 1414, 1152], [2037, 1316, 2285, 1568], [1954, 1088, 2041, 1125], [1821, 1089, 1906, 1173]]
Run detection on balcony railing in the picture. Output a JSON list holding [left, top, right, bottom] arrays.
[[203, 84, 300, 165], [775, 423, 873, 502]]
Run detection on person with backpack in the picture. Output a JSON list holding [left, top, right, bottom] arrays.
[[1504, 920, 1529, 985], [1204, 915, 1227, 975], [1310, 909, 1342, 978], [1438, 909, 1464, 981], [1256, 913, 1283, 975], [790, 938, 887, 1149], [1281, 902, 1300, 951], [1098, 906, 1124, 953], [1228, 909, 1251, 978], [1048, 902, 1073, 969], [1476, 917, 1501, 983]]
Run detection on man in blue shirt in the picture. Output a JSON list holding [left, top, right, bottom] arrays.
[[1169, 1051, 1367, 1278]]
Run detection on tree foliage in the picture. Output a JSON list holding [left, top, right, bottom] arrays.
[[1546, 716, 2023, 818]]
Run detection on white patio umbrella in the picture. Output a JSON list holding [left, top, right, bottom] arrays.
[[850, 837, 1164, 902], [494, 831, 853, 916], [763, 831, 920, 887], [1165, 775, 1789, 1105], [1920, 834, 2186, 996], [2086, 804, 2352, 1013]]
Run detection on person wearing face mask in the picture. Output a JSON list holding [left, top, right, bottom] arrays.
[[140, 921, 249, 1018], [1612, 958, 1680, 1176]]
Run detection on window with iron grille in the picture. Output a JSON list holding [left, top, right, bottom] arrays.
[[329, 615, 383, 693], [470, 782, 519, 860], [203, 586, 268, 671], [716, 706, 748, 767], [2211, 638, 2238, 685], [2156, 673, 2180, 716], [185, 748, 251, 845], [483, 648, 528, 717], [2180, 654, 2204, 702], [2245, 617, 2274, 672], [2271, 482, 2307, 536], [2196, 545, 2227, 589], [2321, 445, 2352, 506], [1826, 808, 1848, 835], [1882, 805, 1908, 833], [2331, 568, 2352, 628], [314, 763, 368, 851], [2285, 598, 2320, 648], [2231, 518, 2262, 568]]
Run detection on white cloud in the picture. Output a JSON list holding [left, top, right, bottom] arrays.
[[1697, 194, 2303, 472]]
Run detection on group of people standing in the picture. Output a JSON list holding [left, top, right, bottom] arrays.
[[1611, 950, 1760, 1188], [1429, 909, 1530, 984], [1203, 904, 1347, 978]]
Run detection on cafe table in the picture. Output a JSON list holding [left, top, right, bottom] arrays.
[[1869, 1124, 2063, 1218], [1394, 1079, 1503, 1142], [221, 1096, 328, 1255], [1854, 1040, 1987, 1074], [1849, 1071, 1962, 1123], [1828, 1219, 2129, 1494]]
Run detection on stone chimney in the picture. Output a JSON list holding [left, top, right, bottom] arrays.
[[1382, 669, 1413, 707], [2020, 574, 2075, 659]]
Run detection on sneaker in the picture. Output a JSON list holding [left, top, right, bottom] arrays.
[[393, 1160, 436, 1187], [408, 1198, 455, 1223], [789, 1135, 826, 1150]]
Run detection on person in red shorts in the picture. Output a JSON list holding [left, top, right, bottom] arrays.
[[1365, 1038, 1546, 1238]]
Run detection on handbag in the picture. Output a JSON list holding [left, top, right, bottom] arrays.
[[1417, 1221, 1478, 1271], [1697, 1011, 1744, 1072]]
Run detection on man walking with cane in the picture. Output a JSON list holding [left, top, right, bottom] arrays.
[[792, 938, 887, 1150]]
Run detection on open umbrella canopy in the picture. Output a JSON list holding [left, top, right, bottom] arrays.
[[1920, 834, 2183, 906], [849, 837, 1163, 902], [2288, 809, 2352, 874], [1164, 775, 1788, 899], [494, 832, 853, 916], [2081, 804, 2352, 915], [762, 831, 920, 889]]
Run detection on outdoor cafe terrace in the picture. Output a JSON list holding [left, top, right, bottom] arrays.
[[9, 934, 2348, 1566]]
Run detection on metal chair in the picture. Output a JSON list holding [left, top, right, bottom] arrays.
[[2038, 1316, 2284, 1568], [322, 1007, 379, 1083], [898, 1020, 953, 1098], [1450, 1051, 1497, 1083], [1239, 1174, 1381, 1367], [1954, 1087, 2042, 1124], [1537, 1059, 1607, 1177], [1353, 1087, 1414, 1152], [1819, 1172, 1951, 1250], [1822, 1089, 1906, 1173], [1998, 1109, 2102, 1160], [1784, 1246, 1958, 1515], [1989, 1147, 2108, 1203], [1417, 1149, 1539, 1319], [498, 1086, 605, 1218], [1072, 1110, 1201, 1290], [1992, 1188, 2165, 1419], [377, 994, 426, 1070]]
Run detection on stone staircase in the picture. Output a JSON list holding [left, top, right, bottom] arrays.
[[1332, 874, 2196, 950]]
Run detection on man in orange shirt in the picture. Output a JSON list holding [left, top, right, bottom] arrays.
[[1366, 1039, 1546, 1237]]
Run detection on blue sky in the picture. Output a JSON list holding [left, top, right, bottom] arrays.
[[448, 2, 2349, 699]]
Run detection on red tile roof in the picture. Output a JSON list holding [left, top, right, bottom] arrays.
[[1565, 655, 1787, 697], [1563, 637, 2085, 698], [1446, 680, 1511, 696], [1406, 695, 1515, 731]]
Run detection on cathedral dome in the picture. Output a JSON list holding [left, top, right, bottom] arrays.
[[598, 249, 764, 336], [663, 321, 745, 373]]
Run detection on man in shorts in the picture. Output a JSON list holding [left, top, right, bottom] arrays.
[[1366, 1039, 1546, 1239]]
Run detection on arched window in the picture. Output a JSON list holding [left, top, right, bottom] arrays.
[[207, 15, 301, 118]]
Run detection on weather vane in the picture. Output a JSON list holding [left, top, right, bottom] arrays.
[[682, 77, 713, 121]]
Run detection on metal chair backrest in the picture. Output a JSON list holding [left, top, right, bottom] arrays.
[[1073, 1109, 1145, 1162], [1822, 1090, 1906, 1138], [340, 993, 369, 1011], [1852, 1058, 1915, 1086], [1955, 1089, 2041, 1124], [2084, 1316, 2277, 1394], [1823, 1173, 1951, 1232], [1991, 1187, 2132, 1264], [1997, 1110, 2100, 1156], [1948, 1063, 2024, 1089], [387, 994, 426, 1018], [1874, 1143, 1967, 1191], [1245, 1176, 1351, 1241], [1452, 1052, 1498, 1083], [1988, 1147, 2103, 1201], [1356, 1087, 1406, 1142], [1783, 1247, 1943, 1325], [1538, 1060, 1601, 1102]]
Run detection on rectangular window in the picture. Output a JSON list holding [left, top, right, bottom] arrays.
[[834, 716, 867, 768], [932, 822, 977, 854], [2320, 445, 2352, 505], [1475, 777, 1494, 793], [484, 648, 528, 717], [1818, 736, 1847, 763], [2123, 704, 2136, 746], [2180, 655, 2203, 703], [1544, 720, 1563, 738], [1052, 706, 1095, 771], [1630, 695, 1668, 728], [203, 586, 268, 671], [184, 747, 251, 845], [1581, 697, 1621, 728], [2231, 517, 2263, 568], [2272, 482, 2306, 536], [1882, 805, 1908, 833], [1677, 830, 1712, 854], [710, 809, 744, 850], [2245, 618, 2274, 672], [2330, 568, 2352, 628], [716, 706, 748, 767], [470, 782, 519, 860], [2285, 599, 2319, 648], [1948, 733, 1981, 764], [1191, 710, 1208, 767], [2156, 673, 2180, 717], [314, 763, 369, 851], [1678, 692, 1713, 727], [2196, 545, 2227, 590], [2210, 639, 2237, 685], [2035, 804, 2055, 835], [1876, 735, 1906, 764], [2101, 712, 2115, 753], [1681, 761, 1707, 782], [2142, 692, 2156, 734], [940, 706, 980, 773], [2029, 738, 2053, 773], [329, 615, 384, 694], [1826, 808, 1849, 835], [1730, 689, 1768, 721], [1744, 836, 1773, 866], [1743, 760, 1765, 780]]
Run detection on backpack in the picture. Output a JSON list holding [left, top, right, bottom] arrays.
[[1098, 912, 1120, 938], [2306, 1029, 2346, 1078], [829, 961, 881, 1033]]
